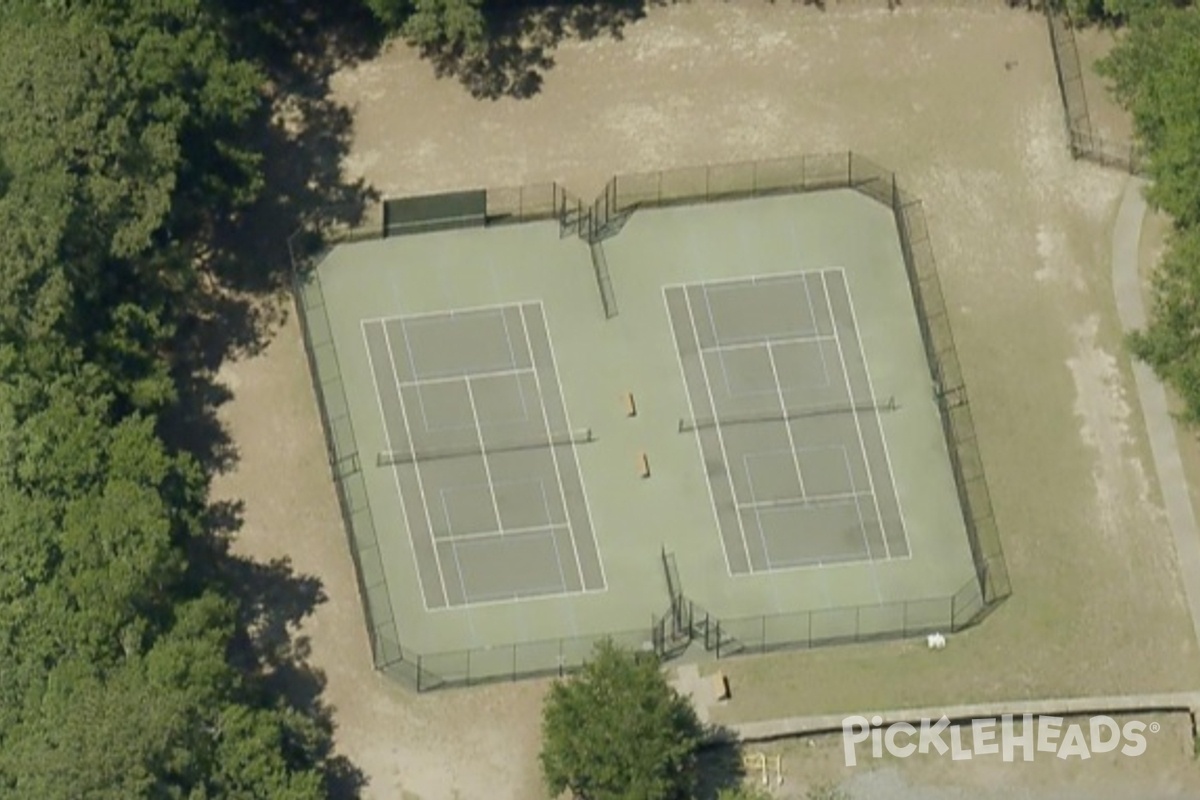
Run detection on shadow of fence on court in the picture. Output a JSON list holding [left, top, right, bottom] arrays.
[[1043, 0, 1145, 174], [289, 151, 1010, 691]]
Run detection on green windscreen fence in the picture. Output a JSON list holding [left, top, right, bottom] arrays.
[[383, 189, 487, 237]]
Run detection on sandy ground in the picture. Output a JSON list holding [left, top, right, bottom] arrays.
[[212, 1, 1200, 797]]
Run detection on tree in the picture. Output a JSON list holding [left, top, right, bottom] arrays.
[[1098, 4, 1200, 226], [540, 640, 703, 800], [1128, 226, 1200, 420]]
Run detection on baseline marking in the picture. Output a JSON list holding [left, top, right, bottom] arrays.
[[699, 333, 837, 356], [434, 523, 570, 545], [395, 366, 532, 389]]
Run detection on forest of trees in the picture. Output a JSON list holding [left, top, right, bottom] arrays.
[[0, 0, 374, 794], [0, 0, 1195, 795]]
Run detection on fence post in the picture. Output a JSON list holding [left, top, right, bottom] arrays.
[[416, 654, 423, 693], [512, 644, 518, 681], [761, 616, 766, 651], [558, 639, 564, 677], [807, 610, 813, 647], [847, 151, 853, 186], [752, 161, 759, 196], [715, 622, 722, 658]]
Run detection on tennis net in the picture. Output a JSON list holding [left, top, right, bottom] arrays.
[[377, 427, 593, 466], [679, 396, 895, 433]]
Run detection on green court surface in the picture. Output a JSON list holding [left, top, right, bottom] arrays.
[[310, 187, 976, 674]]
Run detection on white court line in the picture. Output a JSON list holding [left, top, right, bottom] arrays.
[[820, 270, 891, 561], [697, 284, 736, 397], [517, 303, 587, 590], [360, 319, 444, 613], [735, 490, 874, 513], [663, 288, 736, 578], [837, 267, 913, 558], [663, 271, 826, 291], [446, 538, 477, 616], [498, 307, 532, 422], [450, 529, 569, 605], [394, 366, 533, 389], [465, 376, 506, 540], [533, 300, 608, 591], [699, 333, 837, 356], [681, 286, 755, 573], [382, 319, 455, 608], [434, 523, 570, 545], [360, 301, 520, 326], [766, 341, 809, 499], [438, 479, 548, 538], [839, 445, 883, 602], [396, 317, 437, 433], [799, 274, 834, 388], [783, 218, 836, 384], [753, 499, 864, 572], [741, 452, 774, 575]]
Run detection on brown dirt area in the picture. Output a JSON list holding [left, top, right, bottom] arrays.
[[212, 1, 1200, 797]]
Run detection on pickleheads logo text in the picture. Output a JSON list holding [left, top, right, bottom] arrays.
[[841, 714, 1156, 766]]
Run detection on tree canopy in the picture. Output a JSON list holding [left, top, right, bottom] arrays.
[[540, 641, 704, 800], [1097, 3, 1200, 419], [0, 0, 347, 794]]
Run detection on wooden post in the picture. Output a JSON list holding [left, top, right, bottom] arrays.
[[638, 451, 650, 479]]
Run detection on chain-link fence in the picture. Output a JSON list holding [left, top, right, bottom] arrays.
[[290, 151, 1009, 690], [1044, 0, 1144, 174]]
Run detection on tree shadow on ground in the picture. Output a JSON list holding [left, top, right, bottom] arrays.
[[204, 501, 366, 798], [158, 0, 385, 796], [418, 0, 830, 99], [418, 0, 669, 99], [696, 727, 751, 800]]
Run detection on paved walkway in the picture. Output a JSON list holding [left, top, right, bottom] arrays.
[[729, 690, 1200, 740], [1111, 178, 1200, 652]]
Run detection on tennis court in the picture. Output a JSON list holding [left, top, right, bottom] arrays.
[[362, 302, 605, 610], [665, 270, 908, 575], [301, 179, 980, 686]]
